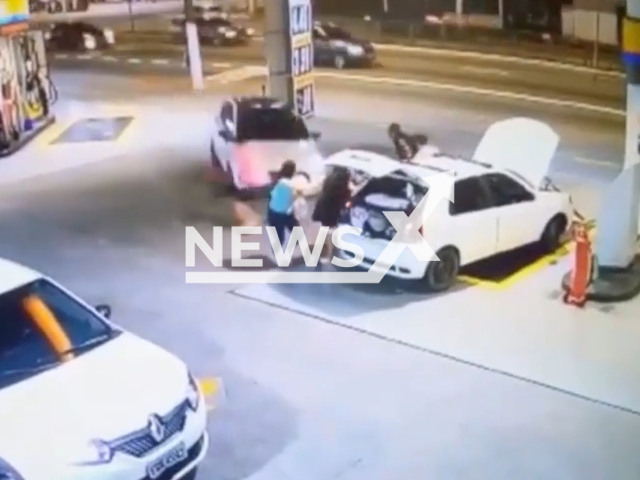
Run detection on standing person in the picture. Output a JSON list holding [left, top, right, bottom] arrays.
[[388, 122, 421, 162], [267, 160, 301, 250], [312, 166, 353, 268]]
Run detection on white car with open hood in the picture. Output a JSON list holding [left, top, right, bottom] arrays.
[[328, 118, 572, 291], [210, 96, 324, 191], [0, 258, 208, 480]]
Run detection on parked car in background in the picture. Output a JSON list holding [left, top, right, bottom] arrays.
[[312, 21, 377, 69], [44, 22, 114, 51], [171, 17, 254, 46]]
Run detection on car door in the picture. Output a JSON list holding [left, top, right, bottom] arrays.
[[312, 26, 330, 65], [445, 176, 498, 265], [481, 172, 540, 252], [213, 101, 236, 171]]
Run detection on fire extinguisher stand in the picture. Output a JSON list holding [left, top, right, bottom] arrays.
[[563, 221, 596, 307]]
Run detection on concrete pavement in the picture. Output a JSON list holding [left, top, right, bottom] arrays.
[[2, 68, 638, 479]]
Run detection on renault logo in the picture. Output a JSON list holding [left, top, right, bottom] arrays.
[[148, 414, 165, 443]]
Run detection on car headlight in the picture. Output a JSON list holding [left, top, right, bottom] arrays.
[[0, 457, 24, 480], [83, 33, 96, 50], [72, 439, 113, 465], [346, 44, 364, 56], [224, 30, 237, 38], [103, 28, 115, 44], [187, 373, 200, 411], [246, 27, 255, 35]]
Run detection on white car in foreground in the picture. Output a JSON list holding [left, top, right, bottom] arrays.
[[0, 258, 207, 480], [210, 96, 324, 191], [328, 117, 572, 291]]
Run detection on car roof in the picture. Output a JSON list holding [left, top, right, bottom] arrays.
[[234, 96, 289, 112], [0, 257, 41, 294], [326, 149, 492, 182]]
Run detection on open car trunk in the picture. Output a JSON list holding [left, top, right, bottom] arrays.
[[342, 173, 429, 240]]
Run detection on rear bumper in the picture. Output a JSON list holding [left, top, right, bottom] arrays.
[[335, 231, 427, 280]]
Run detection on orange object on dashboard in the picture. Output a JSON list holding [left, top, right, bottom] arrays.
[[22, 295, 74, 361]]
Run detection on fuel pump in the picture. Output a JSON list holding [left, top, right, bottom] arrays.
[[19, 33, 57, 125]]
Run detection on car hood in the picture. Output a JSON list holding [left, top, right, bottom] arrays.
[[473, 117, 559, 188], [233, 140, 324, 188], [0, 332, 188, 471]]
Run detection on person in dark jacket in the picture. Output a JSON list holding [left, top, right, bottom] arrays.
[[388, 122, 422, 161], [312, 166, 353, 268]]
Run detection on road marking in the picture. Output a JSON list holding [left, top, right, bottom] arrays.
[[211, 62, 233, 68], [151, 58, 170, 65], [102, 55, 117, 61], [76, 54, 91, 59], [54, 53, 68, 59], [199, 377, 225, 412], [372, 43, 624, 77], [574, 157, 619, 168], [205, 65, 266, 83], [127, 58, 142, 64], [315, 71, 625, 116], [461, 65, 509, 76]]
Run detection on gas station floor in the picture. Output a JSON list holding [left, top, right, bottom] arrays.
[[231, 252, 640, 415]]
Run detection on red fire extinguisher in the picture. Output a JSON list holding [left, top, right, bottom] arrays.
[[563, 220, 596, 307]]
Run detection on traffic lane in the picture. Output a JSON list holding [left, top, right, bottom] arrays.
[[2, 85, 636, 477], [111, 40, 625, 107]]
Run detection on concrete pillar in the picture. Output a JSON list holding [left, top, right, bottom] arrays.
[[455, 0, 463, 16], [264, 0, 315, 117], [594, 2, 640, 270]]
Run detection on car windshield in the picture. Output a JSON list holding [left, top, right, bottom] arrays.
[[237, 108, 310, 142], [322, 24, 351, 39], [0, 278, 119, 390]]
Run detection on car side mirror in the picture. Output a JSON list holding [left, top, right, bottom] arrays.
[[95, 304, 112, 319], [219, 130, 234, 142]]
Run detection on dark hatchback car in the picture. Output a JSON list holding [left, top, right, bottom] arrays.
[[312, 22, 377, 69], [45, 22, 114, 51], [171, 17, 253, 46]]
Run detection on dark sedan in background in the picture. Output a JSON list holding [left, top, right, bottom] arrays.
[[171, 16, 254, 46], [312, 22, 377, 69], [44, 22, 114, 51]]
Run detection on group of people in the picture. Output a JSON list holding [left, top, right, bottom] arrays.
[[267, 159, 353, 268], [259, 123, 425, 267]]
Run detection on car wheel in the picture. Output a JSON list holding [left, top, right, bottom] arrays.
[[423, 247, 459, 293], [334, 55, 346, 69], [540, 215, 567, 253]]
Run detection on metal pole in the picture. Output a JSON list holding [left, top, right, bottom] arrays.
[[592, 10, 600, 69], [127, 0, 135, 32], [184, 0, 204, 90]]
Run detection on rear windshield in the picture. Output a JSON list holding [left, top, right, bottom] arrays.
[[0, 279, 118, 390], [237, 108, 309, 142], [357, 175, 428, 208]]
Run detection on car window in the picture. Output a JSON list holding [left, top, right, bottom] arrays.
[[220, 102, 235, 132], [450, 177, 491, 215], [482, 173, 534, 206], [0, 279, 118, 390], [313, 26, 326, 39], [236, 108, 309, 142], [209, 17, 231, 26], [322, 24, 351, 39]]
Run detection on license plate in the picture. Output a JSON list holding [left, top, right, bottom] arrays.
[[146, 443, 187, 479]]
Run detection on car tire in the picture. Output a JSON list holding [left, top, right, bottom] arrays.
[[334, 55, 346, 69], [540, 215, 567, 253], [423, 247, 459, 293]]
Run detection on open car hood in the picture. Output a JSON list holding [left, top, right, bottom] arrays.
[[473, 117, 559, 188]]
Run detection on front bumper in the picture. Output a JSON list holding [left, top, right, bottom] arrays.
[[347, 52, 377, 67]]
